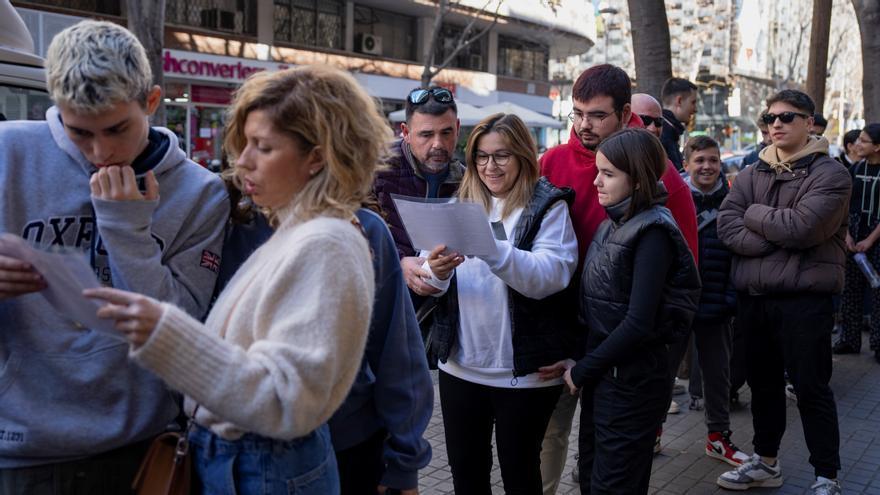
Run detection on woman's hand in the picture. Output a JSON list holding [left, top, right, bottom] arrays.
[[846, 232, 857, 253], [855, 238, 875, 253], [426, 245, 464, 281], [563, 368, 579, 396], [537, 359, 576, 380], [83, 287, 163, 348]]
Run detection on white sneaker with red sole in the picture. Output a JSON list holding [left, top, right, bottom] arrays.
[[706, 430, 751, 467]]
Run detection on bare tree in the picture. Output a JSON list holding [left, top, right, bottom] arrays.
[[852, 0, 880, 121], [806, 0, 832, 113], [626, 0, 672, 99], [420, 0, 502, 87], [127, 0, 166, 126]]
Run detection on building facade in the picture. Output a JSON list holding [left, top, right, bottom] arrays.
[[12, 0, 594, 167]]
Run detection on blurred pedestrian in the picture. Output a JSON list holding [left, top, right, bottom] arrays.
[[835, 123, 880, 364], [422, 113, 579, 495], [560, 127, 700, 494], [0, 20, 227, 493], [86, 65, 385, 494], [837, 129, 863, 169], [660, 77, 699, 171], [716, 89, 848, 494]]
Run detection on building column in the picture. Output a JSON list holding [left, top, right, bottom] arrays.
[[256, 0, 273, 46], [487, 30, 498, 75], [345, 1, 354, 52]]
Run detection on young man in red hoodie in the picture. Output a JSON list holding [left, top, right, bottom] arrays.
[[538, 64, 698, 494]]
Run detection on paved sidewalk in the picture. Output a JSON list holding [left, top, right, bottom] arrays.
[[418, 336, 880, 494]]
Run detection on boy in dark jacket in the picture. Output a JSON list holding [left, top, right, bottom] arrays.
[[681, 136, 750, 467]]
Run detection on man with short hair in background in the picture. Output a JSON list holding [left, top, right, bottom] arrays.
[[632, 93, 664, 139], [660, 77, 699, 171]]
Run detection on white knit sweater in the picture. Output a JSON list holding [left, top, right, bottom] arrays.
[[131, 212, 375, 441]]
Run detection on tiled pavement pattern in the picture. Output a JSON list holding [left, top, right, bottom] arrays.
[[417, 334, 880, 494]]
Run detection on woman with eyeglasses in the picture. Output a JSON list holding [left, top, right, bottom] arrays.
[[419, 113, 579, 494], [836, 123, 880, 363]]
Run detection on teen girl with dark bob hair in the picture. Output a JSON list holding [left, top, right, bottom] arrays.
[[552, 127, 701, 494]]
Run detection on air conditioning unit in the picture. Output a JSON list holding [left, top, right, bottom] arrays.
[[467, 54, 483, 71], [201, 9, 236, 31], [356, 33, 383, 55]]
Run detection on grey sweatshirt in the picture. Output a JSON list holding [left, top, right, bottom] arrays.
[[0, 107, 229, 467]]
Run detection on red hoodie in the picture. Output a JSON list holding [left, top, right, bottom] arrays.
[[540, 114, 698, 265]]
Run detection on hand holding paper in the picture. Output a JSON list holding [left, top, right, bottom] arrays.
[[0, 233, 124, 340], [391, 195, 498, 257]]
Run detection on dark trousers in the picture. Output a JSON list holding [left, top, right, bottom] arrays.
[[0, 440, 150, 495], [839, 253, 880, 351], [730, 317, 748, 396], [691, 321, 733, 432], [739, 293, 841, 479], [336, 428, 386, 495], [439, 370, 561, 495], [578, 345, 670, 495]]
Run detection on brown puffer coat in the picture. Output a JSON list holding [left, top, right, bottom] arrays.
[[717, 138, 851, 295]]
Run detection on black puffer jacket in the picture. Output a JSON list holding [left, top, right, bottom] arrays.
[[580, 204, 701, 345], [429, 177, 585, 377], [689, 178, 737, 324]]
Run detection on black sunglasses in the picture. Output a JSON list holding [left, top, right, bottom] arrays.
[[762, 112, 810, 125], [639, 114, 662, 127], [408, 88, 454, 105]]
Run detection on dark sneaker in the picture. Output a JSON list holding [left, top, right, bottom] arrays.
[[811, 477, 841, 495], [706, 431, 750, 467], [716, 454, 782, 490], [672, 379, 687, 396], [689, 396, 704, 411]]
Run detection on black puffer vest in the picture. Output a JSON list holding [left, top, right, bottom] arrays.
[[429, 177, 585, 377], [580, 204, 701, 349]]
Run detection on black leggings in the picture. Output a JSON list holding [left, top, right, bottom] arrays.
[[439, 371, 562, 495]]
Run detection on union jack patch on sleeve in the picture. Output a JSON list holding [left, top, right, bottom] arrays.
[[200, 250, 221, 273]]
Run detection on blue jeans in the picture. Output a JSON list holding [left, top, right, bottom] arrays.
[[189, 423, 339, 495]]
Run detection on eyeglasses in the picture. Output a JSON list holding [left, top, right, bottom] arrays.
[[408, 88, 454, 105], [761, 112, 809, 125], [475, 151, 513, 166], [568, 110, 616, 126], [639, 114, 662, 127]]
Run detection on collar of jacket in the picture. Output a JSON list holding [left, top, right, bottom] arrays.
[[662, 108, 686, 136], [758, 135, 829, 174], [399, 139, 464, 184]]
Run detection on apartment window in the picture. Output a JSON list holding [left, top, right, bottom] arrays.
[[435, 24, 487, 72], [274, 0, 344, 50], [165, 0, 257, 35], [353, 5, 415, 61], [498, 36, 549, 81]]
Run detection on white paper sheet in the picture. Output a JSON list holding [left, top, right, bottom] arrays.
[[0, 233, 123, 340], [391, 196, 498, 256]]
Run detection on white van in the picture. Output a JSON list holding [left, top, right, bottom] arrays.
[[0, 0, 48, 121]]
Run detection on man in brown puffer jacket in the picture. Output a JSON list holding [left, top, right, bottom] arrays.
[[715, 90, 849, 495]]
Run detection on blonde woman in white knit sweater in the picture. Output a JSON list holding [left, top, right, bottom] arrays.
[[85, 66, 390, 494]]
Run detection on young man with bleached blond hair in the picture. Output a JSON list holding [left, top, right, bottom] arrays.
[[0, 20, 227, 493]]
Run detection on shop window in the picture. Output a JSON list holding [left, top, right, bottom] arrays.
[[498, 36, 549, 81], [435, 24, 488, 72], [353, 5, 415, 61], [274, 0, 344, 50], [166, 0, 257, 36]]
